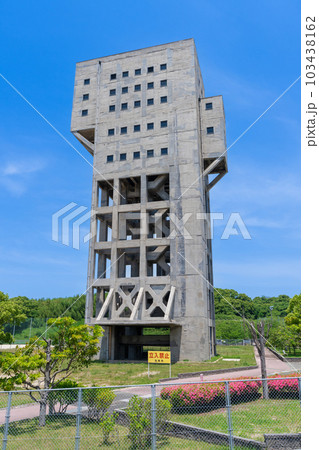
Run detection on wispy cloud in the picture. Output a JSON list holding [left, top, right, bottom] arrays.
[[0, 158, 47, 195]]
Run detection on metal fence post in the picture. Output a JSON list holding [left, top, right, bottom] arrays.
[[75, 388, 82, 450], [151, 384, 156, 450], [225, 381, 234, 450], [2, 391, 12, 450], [298, 377, 301, 405]]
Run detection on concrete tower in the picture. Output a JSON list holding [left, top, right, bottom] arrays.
[[71, 39, 227, 362]]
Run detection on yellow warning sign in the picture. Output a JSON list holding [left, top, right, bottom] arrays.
[[148, 351, 171, 364]]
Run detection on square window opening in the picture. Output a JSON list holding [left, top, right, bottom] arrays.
[[147, 174, 169, 202], [147, 208, 170, 238], [97, 180, 114, 207], [119, 212, 141, 240], [117, 248, 140, 278], [146, 245, 170, 276], [120, 176, 141, 205]]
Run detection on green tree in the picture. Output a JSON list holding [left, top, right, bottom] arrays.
[[0, 317, 103, 425], [285, 294, 301, 332], [0, 293, 26, 344]]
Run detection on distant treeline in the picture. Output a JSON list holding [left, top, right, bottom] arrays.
[[4, 294, 86, 321]]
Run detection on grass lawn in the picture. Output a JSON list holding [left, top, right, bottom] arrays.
[[279, 349, 301, 358], [0, 415, 234, 449], [171, 399, 301, 442], [72, 345, 256, 386], [0, 391, 37, 409]]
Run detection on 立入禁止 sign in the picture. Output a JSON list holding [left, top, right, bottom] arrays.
[[148, 351, 171, 364]]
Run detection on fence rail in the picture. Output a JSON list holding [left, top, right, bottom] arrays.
[[0, 376, 301, 449]]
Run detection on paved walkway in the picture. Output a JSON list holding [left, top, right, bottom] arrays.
[[0, 346, 301, 425]]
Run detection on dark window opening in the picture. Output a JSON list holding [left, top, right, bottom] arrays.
[[160, 64, 167, 70], [205, 102, 213, 110], [83, 94, 89, 101], [120, 176, 141, 205], [97, 180, 114, 207], [84, 78, 90, 85], [147, 174, 169, 202], [81, 109, 88, 116], [110, 73, 117, 80], [146, 245, 170, 277], [147, 149, 154, 158], [207, 126, 214, 134]]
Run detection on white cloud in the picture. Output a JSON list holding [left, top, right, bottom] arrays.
[[0, 158, 46, 195]]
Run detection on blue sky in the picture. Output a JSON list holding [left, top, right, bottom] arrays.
[[0, 0, 300, 300]]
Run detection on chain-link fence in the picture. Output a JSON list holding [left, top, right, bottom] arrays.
[[0, 376, 301, 449]]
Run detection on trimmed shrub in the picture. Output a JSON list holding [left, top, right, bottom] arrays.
[[161, 379, 261, 412], [126, 395, 171, 448], [82, 387, 115, 421], [267, 373, 300, 399], [100, 412, 118, 444], [48, 380, 81, 414]]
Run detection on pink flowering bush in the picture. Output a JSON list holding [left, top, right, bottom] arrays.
[[161, 378, 261, 411], [267, 373, 300, 399]]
